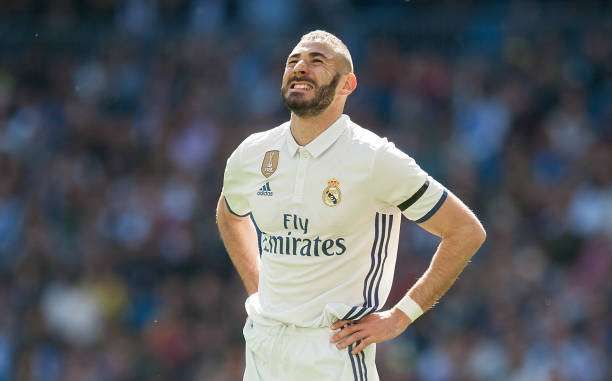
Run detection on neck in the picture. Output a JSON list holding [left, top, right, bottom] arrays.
[[289, 104, 343, 146]]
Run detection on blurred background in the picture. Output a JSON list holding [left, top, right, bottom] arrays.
[[0, 0, 611, 380]]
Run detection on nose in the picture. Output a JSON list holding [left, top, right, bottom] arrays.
[[292, 59, 308, 75]]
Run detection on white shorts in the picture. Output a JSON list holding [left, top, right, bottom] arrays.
[[243, 317, 379, 381]]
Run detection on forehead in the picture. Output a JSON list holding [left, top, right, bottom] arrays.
[[288, 41, 337, 59]]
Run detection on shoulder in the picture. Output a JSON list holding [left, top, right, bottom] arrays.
[[235, 121, 290, 159], [341, 117, 389, 155]]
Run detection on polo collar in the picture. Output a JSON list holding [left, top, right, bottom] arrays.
[[285, 114, 349, 158]]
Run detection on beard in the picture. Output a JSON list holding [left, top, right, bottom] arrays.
[[281, 73, 341, 118]]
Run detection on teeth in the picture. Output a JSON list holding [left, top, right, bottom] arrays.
[[293, 83, 312, 90]]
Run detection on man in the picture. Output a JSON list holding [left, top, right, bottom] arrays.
[[216, 30, 486, 381]]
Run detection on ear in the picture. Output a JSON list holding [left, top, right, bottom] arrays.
[[338, 73, 357, 96]]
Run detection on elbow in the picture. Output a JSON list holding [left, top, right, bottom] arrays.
[[452, 219, 486, 257], [469, 220, 486, 253], [475, 222, 487, 248]]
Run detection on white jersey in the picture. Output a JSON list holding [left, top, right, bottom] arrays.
[[222, 114, 446, 327]]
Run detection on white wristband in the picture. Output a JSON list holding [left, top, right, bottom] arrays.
[[395, 294, 424, 322]]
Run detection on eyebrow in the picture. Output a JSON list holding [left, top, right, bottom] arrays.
[[287, 52, 329, 61]]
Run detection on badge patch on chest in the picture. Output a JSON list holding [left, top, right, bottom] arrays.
[[323, 178, 341, 207], [261, 150, 279, 178]]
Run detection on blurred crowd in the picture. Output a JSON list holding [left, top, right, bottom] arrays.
[[0, 1, 611, 380]]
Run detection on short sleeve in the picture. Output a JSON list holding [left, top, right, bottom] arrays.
[[222, 143, 252, 216], [371, 141, 447, 223]]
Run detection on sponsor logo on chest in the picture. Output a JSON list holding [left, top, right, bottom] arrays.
[[260, 214, 347, 257]]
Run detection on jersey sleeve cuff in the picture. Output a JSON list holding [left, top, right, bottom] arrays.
[[224, 197, 251, 217], [414, 190, 447, 223]]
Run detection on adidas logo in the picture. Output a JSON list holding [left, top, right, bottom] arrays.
[[257, 182, 273, 196]]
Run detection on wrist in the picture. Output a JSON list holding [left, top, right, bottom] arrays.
[[395, 294, 424, 323], [392, 306, 411, 327]]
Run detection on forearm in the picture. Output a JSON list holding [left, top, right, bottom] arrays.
[[216, 197, 260, 295], [405, 226, 484, 312]]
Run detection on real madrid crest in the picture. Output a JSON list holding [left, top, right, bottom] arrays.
[[323, 178, 341, 207], [261, 150, 279, 178]]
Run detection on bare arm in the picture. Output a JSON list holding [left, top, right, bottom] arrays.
[[331, 191, 486, 353], [216, 195, 260, 295], [404, 191, 486, 312]]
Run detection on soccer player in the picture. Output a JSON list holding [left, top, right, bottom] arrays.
[[216, 30, 486, 381]]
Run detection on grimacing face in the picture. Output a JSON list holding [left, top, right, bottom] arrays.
[[281, 42, 344, 118]]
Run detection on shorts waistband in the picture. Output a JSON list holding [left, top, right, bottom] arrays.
[[248, 317, 333, 337]]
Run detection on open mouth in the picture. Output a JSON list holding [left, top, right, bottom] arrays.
[[289, 81, 315, 91]]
